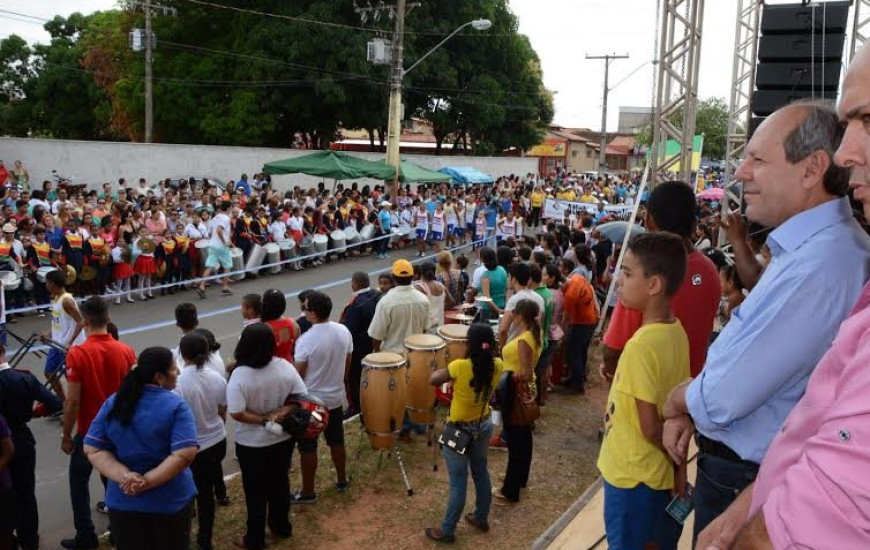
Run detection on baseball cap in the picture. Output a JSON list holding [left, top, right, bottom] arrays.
[[392, 259, 414, 277]]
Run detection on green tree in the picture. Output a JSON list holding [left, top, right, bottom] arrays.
[[635, 96, 729, 160], [11, 0, 552, 151]]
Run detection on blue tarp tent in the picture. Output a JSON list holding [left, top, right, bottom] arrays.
[[438, 166, 495, 185]]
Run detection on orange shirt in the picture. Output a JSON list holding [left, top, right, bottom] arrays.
[[562, 274, 598, 325]]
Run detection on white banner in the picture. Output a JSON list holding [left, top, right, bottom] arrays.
[[542, 197, 632, 220]]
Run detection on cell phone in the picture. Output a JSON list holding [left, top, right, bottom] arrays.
[[665, 483, 694, 525]]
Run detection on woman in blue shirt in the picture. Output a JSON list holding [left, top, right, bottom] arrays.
[[476, 248, 507, 323], [85, 347, 198, 550]]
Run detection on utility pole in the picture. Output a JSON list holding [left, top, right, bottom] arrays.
[[385, 0, 406, 191], [586, 53, 629, 171], [127, 0, 175, 143], [144, 0, 153, 143]]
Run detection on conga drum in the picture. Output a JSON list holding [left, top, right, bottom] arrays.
[[403, 334, 445, 424], [360, 352, 408, 449], [437, 324, 469, 363], [435, 324, 470, 407]]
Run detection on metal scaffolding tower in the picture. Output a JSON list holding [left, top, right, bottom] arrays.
[[649, 0, 705, 185], [721, 0, 761, 220], [852, 0, 870, 61]]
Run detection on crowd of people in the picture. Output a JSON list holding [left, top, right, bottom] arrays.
[[0, 158, 641, 316], [5, 47, 870, 550]]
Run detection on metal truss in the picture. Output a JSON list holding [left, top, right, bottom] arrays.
[[649, 0, 705, 185], [852, 0, 870, 61], [721, 0, 761, 225]]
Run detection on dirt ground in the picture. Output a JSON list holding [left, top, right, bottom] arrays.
[[207, 362, 610, 550]]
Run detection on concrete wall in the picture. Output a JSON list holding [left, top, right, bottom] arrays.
[[0, 138, 536, 191]]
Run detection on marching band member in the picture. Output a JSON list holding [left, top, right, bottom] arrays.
[[132, 225, 156, 301], [155, 228, 179, 295], [412, 201, 430, 258], [110, 235, 135, 304]]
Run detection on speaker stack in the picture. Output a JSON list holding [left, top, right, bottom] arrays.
[[750, 1, 849, 135]]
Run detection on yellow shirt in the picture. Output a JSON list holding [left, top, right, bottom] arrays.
[[447, 358, 504, 422], [597, 321, 690, 490], [556, 190, 575, 201], [580, 193, 597, 203], [530, 191, 545, 208], [501, 330, 541, 393]]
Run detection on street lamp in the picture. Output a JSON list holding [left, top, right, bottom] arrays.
[[385, 17, 492, 193]]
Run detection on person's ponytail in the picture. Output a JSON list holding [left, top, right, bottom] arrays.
[[180, 332, 210, 369], [467, 324, 496, 403], [109, 347, 173, 425]]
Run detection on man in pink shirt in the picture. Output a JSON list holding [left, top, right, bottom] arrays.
[[695, 43, 870, 549]]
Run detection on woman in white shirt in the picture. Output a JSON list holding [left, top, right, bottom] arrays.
[[226, 324, 307, 550], [413, 261, 446, 331], [174, 332, 228, 550]]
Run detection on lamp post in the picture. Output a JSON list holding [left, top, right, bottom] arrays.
[[385, 17, 492, 195]]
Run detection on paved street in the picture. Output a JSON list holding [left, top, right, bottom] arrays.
[[14, 245, 444, 549]]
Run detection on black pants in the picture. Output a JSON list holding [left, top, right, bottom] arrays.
[[190, 439, 227, 550], [347, 352, 365, 414], [236, 439, 293, 550], [109, 502, 193, 550], [530, 206, 541, 228], [8, 437, 37, 550], [566, 324, 595, 392], [501, 422, 533, 501]]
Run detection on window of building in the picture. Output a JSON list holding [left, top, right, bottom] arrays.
[[572, 150, 578, 158], [586, 148, 593, 158]]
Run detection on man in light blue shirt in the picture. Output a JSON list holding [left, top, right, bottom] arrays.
[[661, 101, 870, 540]]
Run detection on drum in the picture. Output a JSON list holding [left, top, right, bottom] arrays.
[[360, 352, 408, 449], [264, 243, 281, 274], [230, 247, 245, 281], [278, 239, 296, 260], [80, 265, 97, 281], [313, 234, 328, 258], [244, 243, 266, 273], [404, 334, 445, 424], [299, 236, 315, 258], [195, 239, 210, 269], [437, 324, 469, 363], [329, 230, 346, 253], [0, 270, 21, 291], [344, 225, 361, 246], [395, 226, 411, 243], [36, 266, 57, 283], [360, 223, 376, 242]]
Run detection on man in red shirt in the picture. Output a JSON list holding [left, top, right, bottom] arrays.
[[602, 181, 721, 380], [60, 297, 136, 550]]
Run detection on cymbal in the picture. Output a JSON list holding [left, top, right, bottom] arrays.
[[138, 238, 156, 254], [475, 296, 493, 303], [446, 313, 475, 322], [456, 303, 477, 310]]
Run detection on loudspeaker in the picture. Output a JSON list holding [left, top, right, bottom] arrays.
[[760, 2, 849, 35], [751, 90, 821, 117], [758, 34, 845, 62], [754, 62, 841, 91], [749, 1, 848, 127]]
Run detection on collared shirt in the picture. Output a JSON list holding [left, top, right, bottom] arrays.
[[686, 198, 870, 462], [749, 282, 870, 548], [0, 362, 63, 443], [367, 284, 430, 355]]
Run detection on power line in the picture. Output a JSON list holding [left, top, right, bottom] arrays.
[[0, 8, 51, 21], [175, 0, 374, 32]]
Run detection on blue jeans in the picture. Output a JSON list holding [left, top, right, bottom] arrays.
[[603, 481, 682, 550], [566, 324, 595, 391], [692, 452, 759, 543], [440, 420, 493, 536], [70, 434, 106, 543]]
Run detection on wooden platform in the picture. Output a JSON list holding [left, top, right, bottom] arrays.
[[533, 444, 698, 550]]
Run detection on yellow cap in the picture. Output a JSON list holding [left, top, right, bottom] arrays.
[[392, 259, 414, 277]]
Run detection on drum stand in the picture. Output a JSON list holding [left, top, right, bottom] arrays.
[[392, 443, 414, 496]]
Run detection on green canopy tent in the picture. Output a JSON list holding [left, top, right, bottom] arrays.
[[262, 150, 396, 180], [382, 160, 452, 183]]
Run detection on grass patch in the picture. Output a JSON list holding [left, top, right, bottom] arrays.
[[206, 373, 608, 550]]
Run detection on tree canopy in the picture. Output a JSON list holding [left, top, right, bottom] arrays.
[[1, 0, 553, 154], [636, 96, 729, 160]]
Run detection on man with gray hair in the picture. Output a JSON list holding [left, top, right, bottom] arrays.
[[660, 100, 870, 540]]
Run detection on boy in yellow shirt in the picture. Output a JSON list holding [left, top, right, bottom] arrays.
[[597, 231, 689, 549]]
